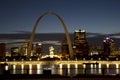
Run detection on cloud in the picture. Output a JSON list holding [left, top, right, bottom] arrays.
[[0, 32, 120, 47], [13, 30, 31, 34], [86, 32, 103, 38]]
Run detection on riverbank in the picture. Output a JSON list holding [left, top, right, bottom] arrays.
[[1, 74, 120, 80]]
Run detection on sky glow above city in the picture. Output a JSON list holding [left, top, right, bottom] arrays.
[[0, 0, 120, 34]]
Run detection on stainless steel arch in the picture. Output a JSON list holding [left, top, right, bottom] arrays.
[[28, 12, 74, 59]]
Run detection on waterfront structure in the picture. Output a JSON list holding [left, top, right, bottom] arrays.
[[2, 60, 120, 76], [28, 12, 74, 59], [103, 36, 115, 56], [0, 43, 6, 57], [73, 29, 89, 58]]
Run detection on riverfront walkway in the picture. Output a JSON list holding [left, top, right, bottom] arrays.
[[1, 60, 120, 65]]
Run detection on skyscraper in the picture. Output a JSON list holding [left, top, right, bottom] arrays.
[[74, 29, 89, 58], [74, 29, 86, 44], [103, 36, 115, 56], [21, 40, 29, 56]]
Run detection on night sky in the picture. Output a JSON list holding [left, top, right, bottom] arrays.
[[0, 0, 120, 34]]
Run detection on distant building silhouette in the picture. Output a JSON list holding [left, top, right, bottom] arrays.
[[0, 43, 6, 57], [61, 37, 69, 58], [73, 29, 89, 58]]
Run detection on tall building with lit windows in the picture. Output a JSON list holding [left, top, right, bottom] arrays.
[[103, 36, 115, 56], [21, 40, 29, 56], [74, 29, 86, 44], [74, 29, 89, 58]]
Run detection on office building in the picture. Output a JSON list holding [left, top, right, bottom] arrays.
[[21, 40, 29, 56], [0, 43, 6, 57], [74, 29, 89, 58], [103, 36, 115, 56], [61, 37, 69, 58], [36, 43, 43, 56], [74, 29, 86, 44]]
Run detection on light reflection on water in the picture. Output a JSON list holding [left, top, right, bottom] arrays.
[[7, 64, 120, 77]]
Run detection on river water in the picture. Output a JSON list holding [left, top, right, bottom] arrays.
[[4, 64, 120, 77]]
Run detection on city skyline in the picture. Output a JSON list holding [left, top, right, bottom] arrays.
[[1, 0, 120, 77], [0, 0, 120, 35]]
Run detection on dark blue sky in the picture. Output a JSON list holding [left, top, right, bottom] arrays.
[[0, 0, 120, 34]]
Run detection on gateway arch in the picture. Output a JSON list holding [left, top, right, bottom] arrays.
[[28, 12, 74, 60]]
